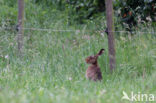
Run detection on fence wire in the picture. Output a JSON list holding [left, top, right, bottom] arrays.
[[0, 26, 155, 34]]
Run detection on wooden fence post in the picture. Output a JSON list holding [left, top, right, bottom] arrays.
[[17, 0, 24, 56], [105, 0, 116, 71]]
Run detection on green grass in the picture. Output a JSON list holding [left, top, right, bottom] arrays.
[[0, 1, 156, 103], [0, 28, 156, 103]]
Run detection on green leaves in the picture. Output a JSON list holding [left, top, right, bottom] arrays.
[[116, 0, 155, 27]]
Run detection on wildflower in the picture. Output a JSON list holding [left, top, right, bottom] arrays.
[[68, 77, 72, 81], [5, 55, 9, 59]]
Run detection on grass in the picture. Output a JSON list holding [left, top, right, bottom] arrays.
[[0, 1, 156, 103], [0, 28, 156, 103]]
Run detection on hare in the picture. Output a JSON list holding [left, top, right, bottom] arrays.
[[85, 49, 105, 81]]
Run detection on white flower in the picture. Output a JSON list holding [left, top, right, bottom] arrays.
[[100, 32, 104, 37], [68, 77, 72, 81], [146, 16, 152, 22], [5, 55, 9, 59]]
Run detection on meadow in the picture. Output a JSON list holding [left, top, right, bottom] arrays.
[[0, 1, 156, 103]]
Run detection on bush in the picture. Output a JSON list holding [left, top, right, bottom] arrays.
[[115, 0, 156, 28]]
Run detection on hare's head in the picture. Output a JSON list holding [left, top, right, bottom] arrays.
[[85, 49, 105, 64]]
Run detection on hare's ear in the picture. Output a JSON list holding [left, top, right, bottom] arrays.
[[97, 48, 105, 56]]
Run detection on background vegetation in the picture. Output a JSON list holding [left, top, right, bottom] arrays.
[[0, 0, 156, 103]]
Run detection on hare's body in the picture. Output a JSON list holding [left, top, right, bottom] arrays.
[[86, 64, 102, 81], [85, 49, 104, 81]]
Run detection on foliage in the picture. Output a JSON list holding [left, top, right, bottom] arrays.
[[0, 0, 17, 28], [114, 0, 156, 30], [65, 0, 105, 23], [1, 0, 155, 29], [34, 0, 105, 24], [0, 0, 17, 7], [0, 1, 156, 103], [33, 0, 156, 27]]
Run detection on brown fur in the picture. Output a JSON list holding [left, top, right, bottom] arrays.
[[85, 49, 104, 81]]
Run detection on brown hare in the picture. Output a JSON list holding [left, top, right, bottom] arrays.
[[85, 49, 104, 81]]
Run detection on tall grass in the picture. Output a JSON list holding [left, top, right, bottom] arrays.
[[0, 1, 156, 103]]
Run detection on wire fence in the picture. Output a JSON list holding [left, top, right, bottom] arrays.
[[0, 26, 155, 34]]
